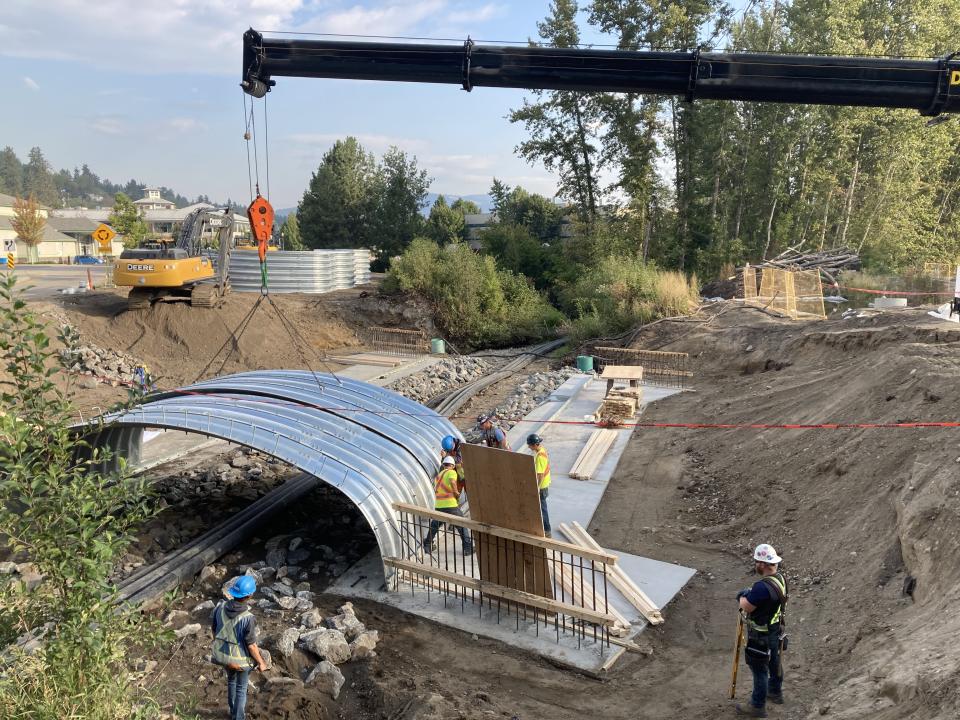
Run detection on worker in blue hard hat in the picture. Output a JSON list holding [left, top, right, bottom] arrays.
[[210, 574, 267, 720], [441, 434, 465, 484]]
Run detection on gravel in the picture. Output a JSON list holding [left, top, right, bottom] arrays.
[[387, 357, 492, 403]]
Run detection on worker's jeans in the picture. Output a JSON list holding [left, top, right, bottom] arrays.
[[539, 488, 551, 533], [746, 625, 782, 708], [226, 668, 251, 720], [423, 506, 473, 552]]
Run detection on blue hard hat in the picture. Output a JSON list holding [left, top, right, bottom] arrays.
[[228, 575, 257, 599], [441, 435, 457, 452]]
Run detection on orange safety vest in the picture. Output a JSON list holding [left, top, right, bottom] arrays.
[[535, 448, 551, 490], [434, 467, 461, 509]]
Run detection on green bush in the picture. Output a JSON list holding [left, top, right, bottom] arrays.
[[0, 272, 161, 719], [562, 255, 700, 343], [385, 238, 564, 347]]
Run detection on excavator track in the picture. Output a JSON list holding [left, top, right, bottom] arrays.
[[190, 283, 221, 308], [127, 288, 154, 311]]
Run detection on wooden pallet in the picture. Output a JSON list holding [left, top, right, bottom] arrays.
[[558, 522, 664, 625], [569, 429, 618, 481]]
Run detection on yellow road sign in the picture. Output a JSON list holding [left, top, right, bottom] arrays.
[[5, 254, 14, 270], [93, 223, 116, 250]]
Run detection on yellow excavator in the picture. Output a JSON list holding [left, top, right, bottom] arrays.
[[114, 208, 234, 310]]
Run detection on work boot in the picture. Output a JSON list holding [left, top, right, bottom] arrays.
[[767, 692, 783, 705], [734, 703, 768, 718]]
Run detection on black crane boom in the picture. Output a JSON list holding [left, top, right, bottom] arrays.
[[242, 29, 960, 115]]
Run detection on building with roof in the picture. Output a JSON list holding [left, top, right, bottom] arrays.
[[0, 192, 121, 262], [133, 188, 176, 211]]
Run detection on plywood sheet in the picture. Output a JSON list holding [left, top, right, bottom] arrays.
[[600, 365, 645, 380], [460, 444, 552, 601]]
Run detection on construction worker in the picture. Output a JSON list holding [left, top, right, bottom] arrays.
[[735, 544, 788, 718], [210, 575, 268, 720], [478, 414, 511, 450], [441, 434, 464, 482], [526, 433, 552, 537], [422, 455, 474, 555]]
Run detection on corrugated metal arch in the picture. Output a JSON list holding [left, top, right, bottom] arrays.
[[83, 371, 458, 573]]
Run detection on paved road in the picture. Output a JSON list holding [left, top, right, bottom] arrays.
[[11, 264, 115, 300]]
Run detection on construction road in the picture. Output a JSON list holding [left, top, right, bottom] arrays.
[[12, 264, 114, 300]]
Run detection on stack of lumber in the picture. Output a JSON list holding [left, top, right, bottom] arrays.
[[558, 522, 664, 625], [550, 563, 631, 637], [327, 352, 406, 367], [599, 396, 637, 424], [569, 429, 618, 481]]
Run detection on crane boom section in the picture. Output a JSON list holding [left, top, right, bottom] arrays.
[[242, 30, 960, 115]]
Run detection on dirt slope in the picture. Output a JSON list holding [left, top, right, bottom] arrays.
[[608, 304, 960, 719]]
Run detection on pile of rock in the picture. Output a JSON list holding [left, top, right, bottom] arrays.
[[271, 602, 380, 699], [468, 367, 581, 436], [59, 343, 145, 387], [388, 356, 491, 403], [153, 450, 290, 506]]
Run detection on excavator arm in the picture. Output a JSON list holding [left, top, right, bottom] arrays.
[[242, 29, 960, 116]]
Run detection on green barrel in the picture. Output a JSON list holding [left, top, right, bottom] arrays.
[[431, 338, 446, 354], [576, 355, 594, 372]]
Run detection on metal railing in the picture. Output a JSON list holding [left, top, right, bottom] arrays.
[[592, 346, 692, 389], [362, 326, 430, 357], [387, 502, 623, 650]]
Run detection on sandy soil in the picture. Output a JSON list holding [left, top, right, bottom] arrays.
[[19, 286, 960, 719]]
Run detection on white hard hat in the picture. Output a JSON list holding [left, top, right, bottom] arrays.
[[441, 455, 456, 466], [753, 544, 782, 564]]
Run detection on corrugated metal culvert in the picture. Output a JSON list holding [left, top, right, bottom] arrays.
[[227, 249, 371, 294]]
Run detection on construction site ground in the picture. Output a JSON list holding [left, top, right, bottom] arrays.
[[13, 283, 960, 719]]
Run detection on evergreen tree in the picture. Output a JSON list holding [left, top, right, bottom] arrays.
[[280, 213, 303, 250], [451, 198, 482, 215], [23, 147, 58, 206], [0, 147, 23, 196], [370, 146, 431, 260], [426, 195, 466, 245], [298, 137, 378, 251]]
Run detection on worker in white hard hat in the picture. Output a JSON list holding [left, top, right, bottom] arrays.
[[734, 543, 788, 718], [422, 455, 474, 555]]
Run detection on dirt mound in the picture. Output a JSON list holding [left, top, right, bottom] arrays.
[[612, 304, 960, 719], [51, 290, 361, 389]]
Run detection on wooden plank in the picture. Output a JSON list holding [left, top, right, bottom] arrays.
[[600, 365, 646, 380], [392, 503, 617, 564], [569, 429, 618, 481], [551, 563, 631, 631], [559, 523, 664, 625], [459, 443, 553, 601], [384, 558, 616, 626]]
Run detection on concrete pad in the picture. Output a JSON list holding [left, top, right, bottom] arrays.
[[332, 372, 697, 671], [336, 355, 441, 387]]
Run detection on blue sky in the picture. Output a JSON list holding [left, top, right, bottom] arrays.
[[0, 1, 595, 208]]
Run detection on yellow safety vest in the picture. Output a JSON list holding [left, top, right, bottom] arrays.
[[535, 448, 551, 490], [211, 603, 255, 669], [434, 467, 460, 509], [747, 573, 787, 633]]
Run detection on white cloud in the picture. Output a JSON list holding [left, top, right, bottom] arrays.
[[22, 76, 39, 91], [0, 0, 307, 74], [168, 117, 207, 133], [90, 116, 126, 135], [305, 0, 445, 36], [446, 3, 505, 25]]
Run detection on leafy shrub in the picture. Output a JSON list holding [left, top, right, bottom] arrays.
[[384, 238, 564, 347], [0, 273, 161, 719], [562, 255, 699, 343]]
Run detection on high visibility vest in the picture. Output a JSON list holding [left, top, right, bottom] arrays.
[[211, 603, 255, 669], [434, 468, 460, 509], [535, 448, 551, 489], [747, 573, 788, 633]]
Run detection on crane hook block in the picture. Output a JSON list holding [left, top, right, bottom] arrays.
[[247, 196, 275, 262]]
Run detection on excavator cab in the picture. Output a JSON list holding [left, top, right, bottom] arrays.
[[114, 208, 234, 310]]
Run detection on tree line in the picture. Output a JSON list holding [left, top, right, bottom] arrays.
[[511, 0, 960, 276], [0, 146, 212, 209]]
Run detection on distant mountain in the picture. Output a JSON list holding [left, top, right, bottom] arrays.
[[274, 207, 297, 220]]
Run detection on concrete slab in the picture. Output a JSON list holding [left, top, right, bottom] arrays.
[[336, 355, 441, 387], [332, 372, 697, 671]]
